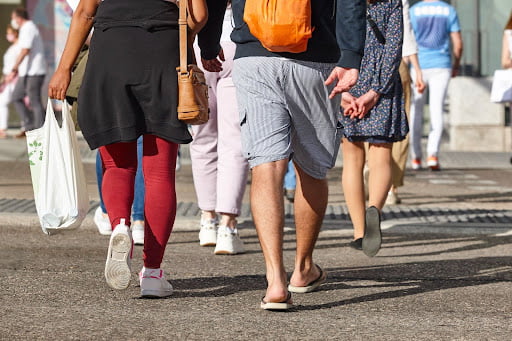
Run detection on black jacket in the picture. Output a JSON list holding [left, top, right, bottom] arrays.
[[198, 0, 366, 69]]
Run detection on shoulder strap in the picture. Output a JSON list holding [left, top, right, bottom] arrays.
[[367, 12, 386, 45], [179, 0, 188, 73]]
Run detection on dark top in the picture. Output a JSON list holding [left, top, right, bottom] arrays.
[[198, 0, 367, 69], [77, 0, 191, 150], [341, 0, 408, 142]]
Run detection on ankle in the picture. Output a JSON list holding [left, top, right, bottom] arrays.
[[201, 210, 217, 222], [219, 214, 237, 229]]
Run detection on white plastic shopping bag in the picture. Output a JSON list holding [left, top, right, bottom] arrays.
[[490, 69, 512, 103], [26, 99, 89, 235]]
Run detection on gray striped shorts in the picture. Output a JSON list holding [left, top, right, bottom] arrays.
[[232, 57, 342, 179]]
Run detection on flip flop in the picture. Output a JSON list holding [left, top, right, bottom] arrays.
[[362, 206, 382, 257], [260, 292, 293, 311], [287, 265, 327, 293]]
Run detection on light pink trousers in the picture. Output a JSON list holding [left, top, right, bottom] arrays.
[[190, 41, 249, 216]]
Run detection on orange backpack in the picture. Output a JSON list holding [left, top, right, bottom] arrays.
[[243, 0, 313, 53]]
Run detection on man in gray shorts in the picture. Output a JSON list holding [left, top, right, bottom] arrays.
[[199, 0, 366, 309]]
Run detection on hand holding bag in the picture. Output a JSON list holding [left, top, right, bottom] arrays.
[[177, 0, 209, 125], [490, 69, 512, 103], [26, 100, 89, 235]]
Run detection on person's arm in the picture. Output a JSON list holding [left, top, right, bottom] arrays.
[[501, 31, 512, 69], [188, 0, 208, 36], [408, 53, 425, 93], [352, 0, 403, 119], [450, 31, 463, 77], [401, 0, 417, 58], [11, 48, 29, 75], [325, 0, 366, 98], [197, 0, 228, 72], [48, 0, 100, 100]]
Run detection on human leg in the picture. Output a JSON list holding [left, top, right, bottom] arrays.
[[251, 159, 289, 302], [93, 151, 112, 235], [99, 142, 137, 227], [0, 83, 14, 137], [99, 141, 138, 289], [426, 68, 451, 166], [389, 62, 412, 203], [409, 68, 428, 166], [341, 139, 366, 240], [214, 76, 249, 255], [189, 65, 219, 244], [367, 143, 393, 211], [26, 75, 46, 129], [215, 76, 249, 218], [132, 136, 145, 245], [288, 163, 327, 288], [283, 160, 296, 202], [233, 57, 297, 304], [282, 59, 340, 291], [11, 76, 33, 131], [362, 143, 392, 257], [141, 134, 179, 269]]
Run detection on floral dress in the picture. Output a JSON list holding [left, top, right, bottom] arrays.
[[341, 0, 408, 143]]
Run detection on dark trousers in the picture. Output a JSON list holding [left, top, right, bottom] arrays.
[[12, 75, 46, 131]]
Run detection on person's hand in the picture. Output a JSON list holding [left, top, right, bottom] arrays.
[[349, 90, 380, 120], [201, 48, 225, 73], [4, 71, 17, 83], [325, 67, 359, 99], [451, 64, 460, 78], [341, 92, 358, 116], [48, 68, 72, 100], [415, 74, 426, 94]]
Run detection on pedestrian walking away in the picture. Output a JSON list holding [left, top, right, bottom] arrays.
[[409, 0, 463, 171], [9, 7, 47, 136], [500, 11, 512, 164], [48, 0, 207, 298], [192, 2, 249, 255], [340, 0, 407, 257], [386, 0, 425, 205], [0, 25, 21, 139], [202, 0, 366, 310]]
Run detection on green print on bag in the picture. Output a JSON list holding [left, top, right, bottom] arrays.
[[28, 140, 43, 166]]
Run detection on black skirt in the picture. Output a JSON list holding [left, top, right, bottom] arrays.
[[77, 0, 192, 149]]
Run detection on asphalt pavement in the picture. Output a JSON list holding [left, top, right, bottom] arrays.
[[0, 133, 511, 340]]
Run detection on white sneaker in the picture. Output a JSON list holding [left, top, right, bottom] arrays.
[[139, 267, 173, 298], [94, 206, 112, 236], [385, 191, 401, 205], [199, 218, 218, 246], [105, 219, 132, 290], [214, 226, 245, 255], [132, 221, 144, 246]]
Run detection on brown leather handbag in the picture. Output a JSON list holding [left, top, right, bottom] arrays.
[[177, 0, 209, 125]]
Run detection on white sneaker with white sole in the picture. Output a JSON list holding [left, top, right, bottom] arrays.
[[139, 267, 173, 298], [214, 226, 245, 255], [94, 206, 112, 236], [104, 219, 132, 290], [132, 221, 144, 246], [199, 218, 218, 246]]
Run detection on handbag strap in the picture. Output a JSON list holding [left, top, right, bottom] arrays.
[[367, 12, 386, 45], [178, 0, 188, 74]]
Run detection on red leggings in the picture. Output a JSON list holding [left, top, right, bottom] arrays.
[[99, 135, 178, 269]]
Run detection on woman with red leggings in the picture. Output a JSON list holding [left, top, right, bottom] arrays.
[[48, 0, 207, 297]]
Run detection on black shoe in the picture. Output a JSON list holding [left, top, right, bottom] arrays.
[[349, 238, 363, 250], [362, 206, 382, 257]]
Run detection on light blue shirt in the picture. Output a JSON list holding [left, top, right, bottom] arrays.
[[410, 1, 460, 69]]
